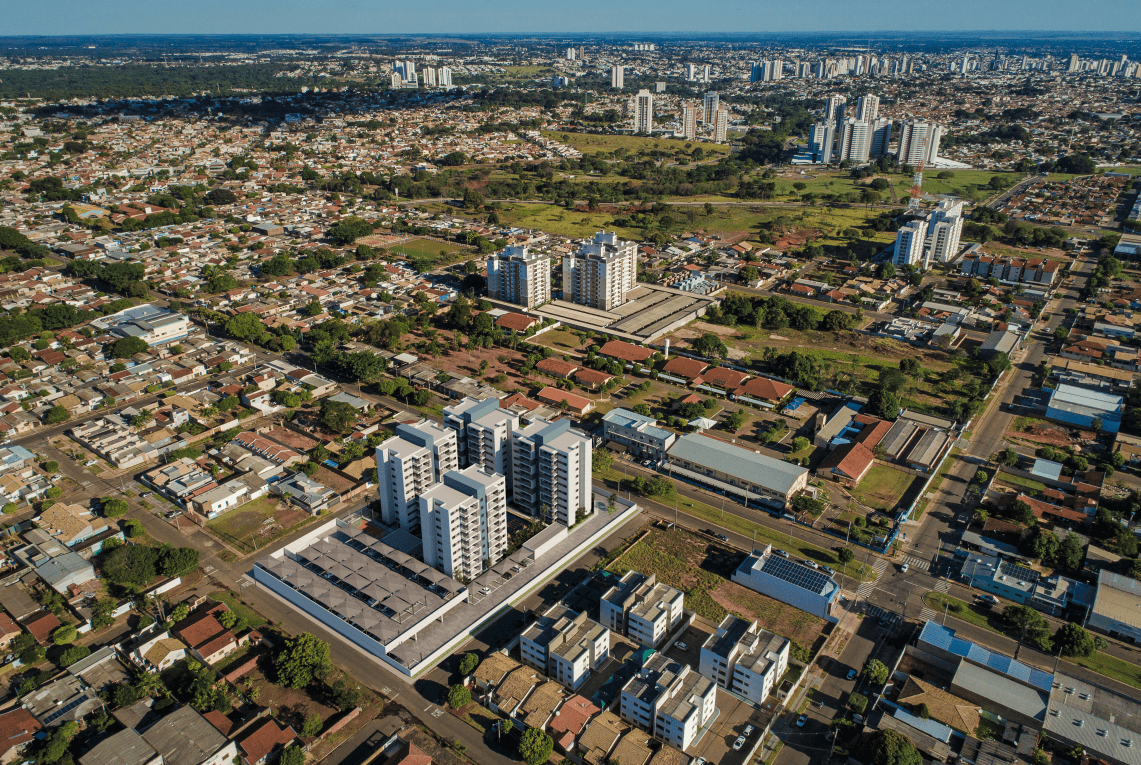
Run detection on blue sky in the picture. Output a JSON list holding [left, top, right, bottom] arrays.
[[3, 0, 1139, 35]]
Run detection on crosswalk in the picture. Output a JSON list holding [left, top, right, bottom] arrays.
[[856, 557, 889, 599], [864, 603, 903, 630], [934, 577, 950, 594], [919, 606, 940, 622], [900, 555, 930, 571]]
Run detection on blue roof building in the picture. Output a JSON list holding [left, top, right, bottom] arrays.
[[1046, 384, 1122, 433]]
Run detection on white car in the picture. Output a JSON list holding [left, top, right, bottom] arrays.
[[803, 559, 819, 569], [733, 736, 747, 751], [674, 641, 688, 651], [743, 725, 754, 737], [900, 563, 910, 573]]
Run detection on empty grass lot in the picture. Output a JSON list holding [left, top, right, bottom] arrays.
[[206, 496, 308, 554], [849, 464, 920, 512], [541, 130, 730, 157], [386, 238, 469, 264]]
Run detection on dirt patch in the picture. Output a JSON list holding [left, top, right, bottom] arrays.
[[1008, 424, 1075, 446], [773, 227, 821, 249], [264, 427, 320, 451], [687, 320, 740, 337], [726, 347, 749, 361], [709, 580, 826, 648]]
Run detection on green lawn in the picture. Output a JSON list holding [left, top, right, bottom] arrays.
[[995, 473, 1048, 493], [850, 465, 920, 512], [498, 203, 647, 239], [386, 238, 469, 265], [210, 591, 267, 630]]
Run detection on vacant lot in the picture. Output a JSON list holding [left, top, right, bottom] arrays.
[[541, 130, 730, 158], [386, 238, 470, 265], [206, 496, 310, 554], [850, 464, 922, 512], [609, 527, 827, 649]]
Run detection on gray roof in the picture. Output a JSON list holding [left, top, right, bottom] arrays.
[[952, 660, 1048, 721], [667, 433, 807, 495], [141, 705, 229, 765], [1045, 674, 1141, 765], [79, 729, 158, 765], [981, 329, 1020, 355]]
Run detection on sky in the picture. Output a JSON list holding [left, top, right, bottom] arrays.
[[3, 0, 1140, 36]]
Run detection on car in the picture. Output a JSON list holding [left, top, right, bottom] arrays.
[[774, 548, 789, 558], [715, 533, 729, 542], [733, 736, 747, 751], [899, 563, 910, 573], [702, 529, 716, 536], [978, 594, 1000, 605], [852, 714, 864, 724], [694, 759, 707, 765], [803, 559, 819, 569], [743, 725, 754, 737], [821, 565, 834, 574], [846, 669, 857, 681], [796, 715, 808, 727], [674, 641, 688, 651]]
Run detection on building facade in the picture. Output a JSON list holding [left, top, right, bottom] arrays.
[[487, 246, 551, 308], [511, 417, 593, 526], [520, 605, 611, 690], [442, 396, 519, 491], [897, 120, 943, 166], [600, 570, 685, 647], [601, 408, 677, 460], [562, 231, 638, 310], [699, 615, 790, 705], [893, 220, 927, 268], [619, 653, 716, 751], [419, 465, 508, 581], [376, 421, 459, 533]]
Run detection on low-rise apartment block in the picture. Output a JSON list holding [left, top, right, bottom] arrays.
[[601, 409, 677, 461], [699, 614, 789, 705], [520, 604, 610, 690], [600, 570, 685, 647], [619, 652, 716, 751]]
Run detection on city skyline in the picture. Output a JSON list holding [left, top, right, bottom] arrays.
[[3, 0, 1140, 35]]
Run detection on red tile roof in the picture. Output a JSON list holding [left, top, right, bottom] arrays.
[[495, 313, 539, 332], [597, 341, 653, 364], [574, 368, 614, 387], [238, 718, 297, 765], [549, 695, 599, 739], [818, 442, 875, 481], [22, 611, 60, 645], [536, 387, 593, 414], [0, 708, 40, 753], [736, 376, 794, 401], [537, 358, 580, 378], [853, 419, 892, 449], [699, 367, 748, 389], [662, 357, 709, 380], [383, 742, 432, 765]]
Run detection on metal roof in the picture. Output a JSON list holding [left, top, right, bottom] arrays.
[[1045, 673, 1141, 765], [918, 620, 1054, 691], [952, 660, 1048, 721], [666, 433, 808, 495]]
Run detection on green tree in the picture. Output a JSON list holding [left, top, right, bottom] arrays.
[[110, 336, 149, 358], [59, 644, 91, 667], [974, 470, 989, 484], [791, 436, 810, 453], [2, 502, 17, 514], [849, 692, 868, 714], [725, 411, 745, 432], [45, 406, 71, 424], [51, 624, 78, 645], [447, 684, 471, 708], [458, 652, 480, 676], [225, 312, 266, 342], [274, 633, 330, 689], [867, 388, 901, 420], [863, 658, 889, 685], [852, 729, 922, 765], [1056, 533, 1085, 571], [839, 548, 855, 565], [319, 399, 357, 434], [1004, 604, 1052, 650], [102, 498, 129, 517], [300, 712, 323, 737], [43, 461, 59, 473], [518, 728, 554, 765], [1053, 622, 1096, 658], [279, 747, 305, 765], [45, 486, 62, 499], [159, 546, 200, 577]]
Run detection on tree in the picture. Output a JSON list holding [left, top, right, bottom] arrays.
[[867, 388, 901, 420], [102, 498, 129, 518], [725, 411, 745, 432], [225, 312, 266, 342], [319, 399, 357, 434], [974, 470, 989, 484], [99, 544, 158, 588], [300, 712, 323, 737], [159, 546, 200, 577], [863, 658, 889, 685], [447, 684, 471, 708], [59, 644, 91, 667], [45, 486, 62, 499], [2, 502, 16, 515], [458, 652, 480, 677], [839, 548, 855, 565], [51, 625, 77, 645], [1004, 605, 1052, 650], [852, 729, 922, 765], [1010, 499, 1035, 526], [849, 692, 868, 714], [692, 333, 728, 358], [43, 461, 58, 473], [791, 436, 810, 453], [1053, 622, 1096, 658], [518, 728, 554, 765], [45, 406, 70, 424], [995, 447, 1019, 467], [279, 747, 305, 765], [110, 336, 148, 358], [275, 633, 330, 688], [1056, 533, 1085, 571]]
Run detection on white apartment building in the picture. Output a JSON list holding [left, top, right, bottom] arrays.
[[928, 198, 965, 264], [610, 65, 625, 89], [511, 417, 593, 526], [422, 67, 436, 87], [375, 421, 459, 533], [600, 570, 685, 647], [487, 245, 551, 308], [418, 465, 507, 581], [631, 89, 653, 134], [562, 231, 638, 310], [824, 95, 846, 122], [619, 653, 717, 751], [438, 67, 452, 87], [760, 59, 783, 81], [897, 120, 943, 166], [703, 91, 719, 125], [870, 118, 893, 157], [837, 118, 873, 164], [854, 94, 879, 121], [713, 108, 728, 143], [442, 397, 518, 483], [520, 604, 611, 690], [893, 220, 927, 268], [699, 615, 789, 705], [680, 102, 697, 141], [808, 122, 835, 164]]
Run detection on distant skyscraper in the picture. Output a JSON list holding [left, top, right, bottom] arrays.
[[487, 246, 551, 308], [760, 60, 782, 81], [685, 63, 697, 81], [610, 65, 625, 89], [681, 102, 697, 140], [422, 67, 436, 87], [927, 199, 965, 264], [809, 122, 836, 164], [713, 108, 728, 143], [1067, 53, 1080, 73], [702, 64, 711, 82], [824, 95, 846, 122], [837, 118, 873, 164], [870, 118, 893, 157], [655, 81, 666, 93], [855, 95, 879, 121], [631, 89, 653, 133], [749, 61, 761, 82], [897, 120, 943, 166], [893, 220, 926, 268], [438, 67, 453, 87], [563, 231, 638, 310], [703, 91, 719, 125], [566, 47, 577, 61]]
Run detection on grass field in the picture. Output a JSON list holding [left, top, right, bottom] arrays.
[[498, 203, 646, 239], [386, 238, 469, 264], [850, 465, 920, 512], [206, 496, 309, 554], [542, 130, 730, 158]]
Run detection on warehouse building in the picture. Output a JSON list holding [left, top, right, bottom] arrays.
[[663, 433, 808, 509], [1088, 570, 1141, 644], [1046, 384, 1123, 433]]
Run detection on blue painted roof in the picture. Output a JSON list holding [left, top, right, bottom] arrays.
[[918, 620, 1053, 691]]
